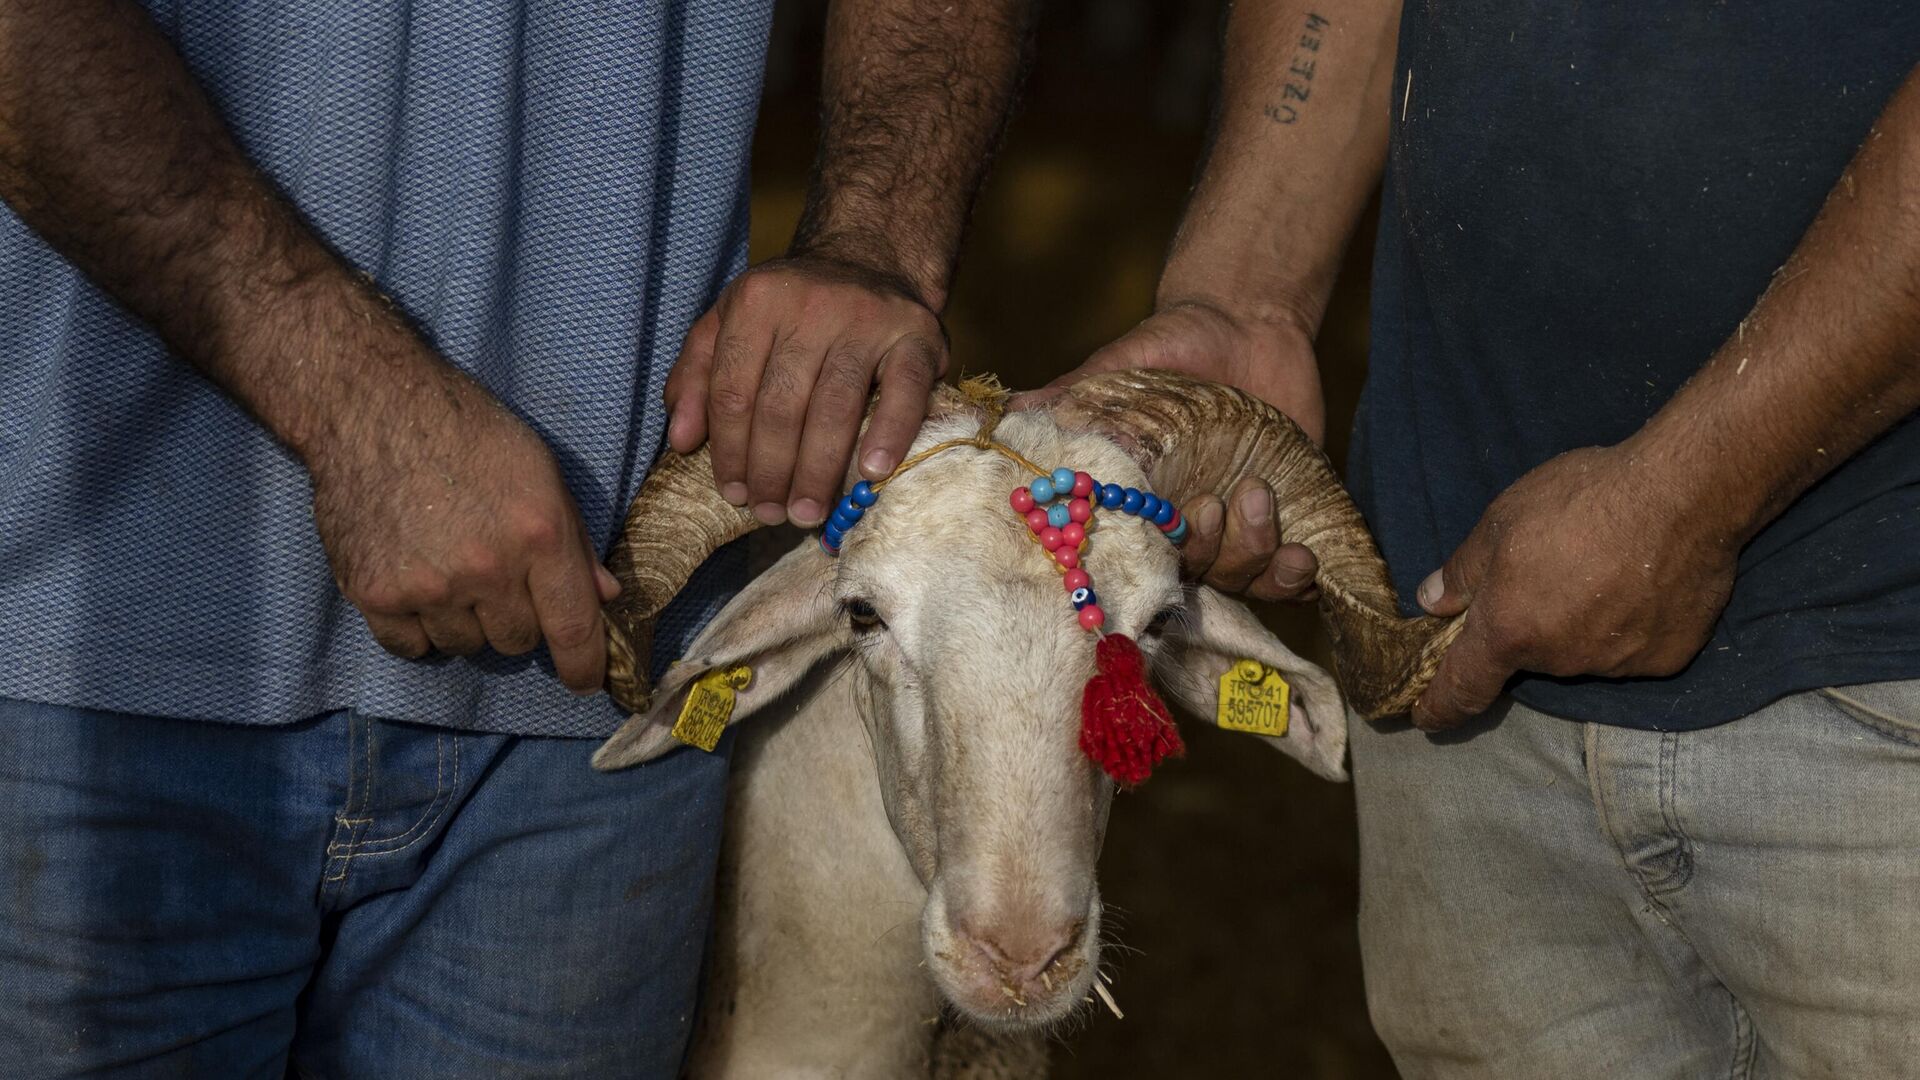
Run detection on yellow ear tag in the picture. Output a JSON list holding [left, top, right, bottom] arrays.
[[1217, 659, 1290, 738], [670, 665, 753, 752]]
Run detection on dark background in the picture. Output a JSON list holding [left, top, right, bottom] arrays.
[[751, 3, 1396, 1077]]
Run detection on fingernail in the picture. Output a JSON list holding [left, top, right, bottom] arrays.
[[596, 566, 621, 598], [1195, 500, 1224, 536], [1417, 570, 1443, 612], [1240, 486, 1272, 527], [721, 482, 748, 506], [788, 498, 823, 528], [752, 502, 788, 526], [862, 449, 895, 478]]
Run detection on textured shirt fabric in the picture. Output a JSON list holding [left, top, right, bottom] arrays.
[[0, 1, 772, 737], [1351, 3, 1920, 729]]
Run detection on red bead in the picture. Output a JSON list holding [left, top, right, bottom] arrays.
[[1068, 498, 1092, 523], [1040, 527, 1065, 550], [1053, 546, 1080, 570], [1159, 509, 1183, 533], [1061, 522, 1085, 547], [1071, 471, 1094, 498], [1025, 508, 1050, 533], [1010, 487, 1035, 513], [1062, 568, 1091, 592], [1078, 605, 1105, 630]]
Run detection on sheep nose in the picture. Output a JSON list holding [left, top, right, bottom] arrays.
[[958, 919, 1082, 986]]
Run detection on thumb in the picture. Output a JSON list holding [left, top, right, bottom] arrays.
[[1418, 522, 1495, 617]]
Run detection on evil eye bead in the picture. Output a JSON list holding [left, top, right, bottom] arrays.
[[1050, 467, 1076, 492], [1070, 586, 1097, 610], [1100, 483, 1125, 509], [1030, 476, 1056, 503], [1062, 568, 1091, 592], [851, 481, 878, 508], [1072, 471, 1095, 498], [1040, 526, 1065, 551], [1010, 486, 1035, 513], [1152, 499, 1176, 526], [1078, 605, 1106, 631], [1139, 493, 1162, 521], [1061, 522, 1085, 548], [1121, 488, 1144, 515], [1053, 546, 1081, 570], [1026, 508, 1051, 533], [1068, 498, 1092, 524], [1047, 503, 1072, 528]]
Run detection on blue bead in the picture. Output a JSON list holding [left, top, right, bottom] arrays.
[[838, 495, 862, 515], [1051, 467, 1076, 491], [1047, 503, 1071, 528], [1121, 488, 1144, 514], [1152, 499, 1176, 526], [829, 509, 859, 532], [1030, 476, 1055, 503], [1100, 483, 1125, 509], [1139, 493, 1161, 521], [850, 481, 878, 507], [824, 525, 844, 546], [1166, 518, 1189, 544]]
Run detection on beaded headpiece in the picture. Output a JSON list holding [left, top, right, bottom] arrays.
[[816, 398, 1189, 786]]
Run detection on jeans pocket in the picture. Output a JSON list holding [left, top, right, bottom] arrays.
[[1819, 681, 1920, 746]]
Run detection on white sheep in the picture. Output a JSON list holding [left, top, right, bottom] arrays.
[[593, 372, 1459, 1078]]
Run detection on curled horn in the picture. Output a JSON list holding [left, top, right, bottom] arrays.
[[600, 445, 762, 712], [1049, 369, 1463, 720], [601, 382, 992, 711]]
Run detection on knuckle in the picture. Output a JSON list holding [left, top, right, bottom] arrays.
[[506, 506, 565, 552], [709, 384, 756, 422], [546, 616, 596, 652]]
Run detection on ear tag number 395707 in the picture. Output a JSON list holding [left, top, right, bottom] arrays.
[[671, 665, 753, 752], [1217, 659, 1290, 738]]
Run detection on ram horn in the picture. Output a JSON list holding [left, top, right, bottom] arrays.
[[1047, 369, 1462, 719], [601, 383, 990, 710]]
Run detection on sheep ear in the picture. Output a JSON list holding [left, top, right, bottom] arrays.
[[1150, 587, 1350, 781], [592, 541, 843, 771]]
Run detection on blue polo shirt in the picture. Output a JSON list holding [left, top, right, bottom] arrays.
[[0, 2, 772, 737], [1351, 3, 1920, 728]]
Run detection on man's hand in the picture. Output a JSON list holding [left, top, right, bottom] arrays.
[[309, 364, 621, 693], [1037, 300, 1325, 602], [1410, 444, 1738, 730], [663, 255, 947, 528]]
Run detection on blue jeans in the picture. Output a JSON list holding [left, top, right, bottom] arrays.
[[1352, 680, 1920, 1078], [0, 698, 728, 1078]]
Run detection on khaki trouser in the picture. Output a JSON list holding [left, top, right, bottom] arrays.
[[1352, 681, 1920, 1079]]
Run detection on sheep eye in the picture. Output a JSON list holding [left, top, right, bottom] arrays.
[[1145, 606, 1180, 637], [845, 599, 885, 631]]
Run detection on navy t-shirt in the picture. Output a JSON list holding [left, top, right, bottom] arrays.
[[1349, 4, 1920, 728]]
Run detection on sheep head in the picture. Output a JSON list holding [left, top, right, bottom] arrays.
[[590, 371, 1460, 1030]]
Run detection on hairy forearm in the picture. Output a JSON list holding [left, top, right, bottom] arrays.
[[1632, 64, 1920, 546], [0, 0, 444, 459], [1159, 0, 1401, 333], [791, 0, 1037, 311]]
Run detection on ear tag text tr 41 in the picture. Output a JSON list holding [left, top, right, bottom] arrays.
[[671, 665, 753, 752], [1217, 659, 1290, 738]]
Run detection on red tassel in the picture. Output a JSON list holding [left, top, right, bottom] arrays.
[[1080, 633, 1184, 787]]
